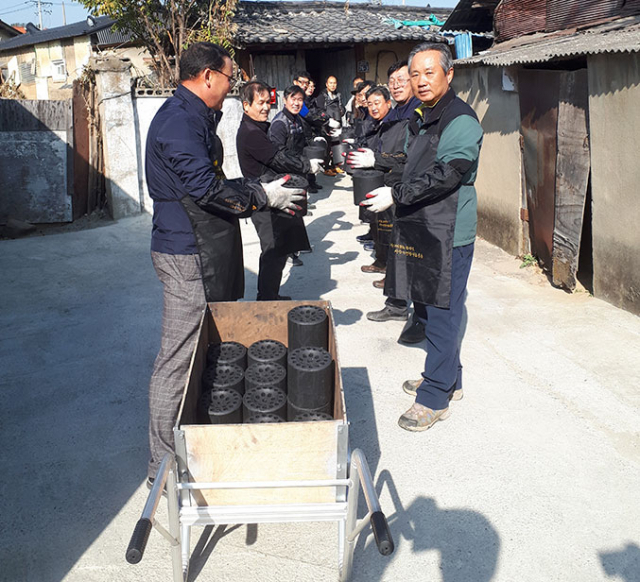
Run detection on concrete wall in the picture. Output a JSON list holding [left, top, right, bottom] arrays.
[[133, 94, 245, 213], [363, 41, 421, 84], [94, 58, 141, 219], [588, 52, 640, 315], [453, 65, 523, 256]]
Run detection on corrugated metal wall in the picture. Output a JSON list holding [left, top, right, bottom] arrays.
[[494, 0, 546, 42], [546, 0, 640, 32]]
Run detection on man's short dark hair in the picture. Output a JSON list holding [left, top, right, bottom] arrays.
[[284, 85, 305, 99], [387, 60, 408, 78], [366, 85, 391, 101], [293, 70, 311, 82], [240, 81, 271, 104], [179, 42, 231, 82], [408, 42, 453, 74], [354, 80, 375, 94]]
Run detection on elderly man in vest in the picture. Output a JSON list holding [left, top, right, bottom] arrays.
[[362, 42, 483, 432]]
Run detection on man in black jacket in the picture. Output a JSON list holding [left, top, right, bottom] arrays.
[[145, 43, 303, 485], [237, 81, 323, 300]]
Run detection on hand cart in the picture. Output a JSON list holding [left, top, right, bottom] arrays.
[[126, 301, 394, 581]]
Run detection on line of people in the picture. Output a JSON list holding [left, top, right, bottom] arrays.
[[143, 39, 484, 486]]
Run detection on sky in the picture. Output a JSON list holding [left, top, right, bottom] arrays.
[[0, 0, 459, 30]]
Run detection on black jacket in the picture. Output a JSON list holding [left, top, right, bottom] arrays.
[[314, 89, 345, 122]]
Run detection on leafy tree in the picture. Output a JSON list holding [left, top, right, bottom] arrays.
[[78, 0, 238, 86]]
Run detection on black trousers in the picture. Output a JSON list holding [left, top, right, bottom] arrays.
[[257, 248, 288, 300]]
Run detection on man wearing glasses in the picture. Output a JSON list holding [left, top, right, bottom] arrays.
[[145, 43, 303, 487]]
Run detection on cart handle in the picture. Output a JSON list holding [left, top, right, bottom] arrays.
[[370, 511, 394, 556], [351, 449, 395, 556], [126, 518, 152, 564], [125, 453, 174, 564]]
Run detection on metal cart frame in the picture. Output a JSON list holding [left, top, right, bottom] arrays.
[[126, 301, 393, 580]]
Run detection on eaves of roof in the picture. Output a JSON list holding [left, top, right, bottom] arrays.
[[457, 15, 640, 67], [0, 15, 116, 53], [234, 1, 452, 46]]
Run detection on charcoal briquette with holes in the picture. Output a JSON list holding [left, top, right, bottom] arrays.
[[352, 169, 385, 206], [287, 346, 333, 410], [293, 411, 333, 422], [202, 363, 245, 396], [244, 361, 287, 393], [206, 341, 247, 370], [247, 339, 287, 368], [287, 398, 333, 421], [244, 413, 286, 424], [207, 389, 243, 424], [243, 387, 287, 422], [287, 305, 328, 351]]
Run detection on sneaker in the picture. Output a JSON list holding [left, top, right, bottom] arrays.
[[366, 306, 408, 322], [398, 403, 450, 432], [402, 379, 464, 401], [356, 232, 373, 243], [335, 166, 345, 174], [363, 241, 375, 251], [289, 256, 304, 267], [373, 278, 385, 289], [307, 203, 317, 210]]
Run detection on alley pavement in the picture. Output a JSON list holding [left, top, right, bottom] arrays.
[[1, 172, 640, 582]]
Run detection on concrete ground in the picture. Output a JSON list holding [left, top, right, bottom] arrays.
[[1, 172, 640, 582]]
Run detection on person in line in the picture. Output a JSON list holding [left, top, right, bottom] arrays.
[[145, 43, 303, 485], [343, 75, 365, 127], [361, 42, 483, 432], [236, 81, 323, 300], [305, 79, 316, 101], [348, 86, 405, 280], [314, 76, 345, 176], [350, 61, 426, 343], [269, 84, 313, 267]]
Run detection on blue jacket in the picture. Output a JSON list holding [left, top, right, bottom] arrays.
[[146, 85, 265, 255]]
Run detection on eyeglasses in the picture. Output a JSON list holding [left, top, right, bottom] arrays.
[[213, 68, 236, 89], [388, 78, 409, 88]]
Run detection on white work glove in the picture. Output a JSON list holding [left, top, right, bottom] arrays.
[[327, 118, 341, 129], [347, 148, 375, 169], [309, 159, 324, 175], [313, 136, 327, 145], [329, 127, 342, 138], [360, 186, 394, 213], [262, 175, 304, 215]]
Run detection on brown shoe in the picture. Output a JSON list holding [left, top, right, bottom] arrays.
[[373, 278, 385, 289], [323, 168, 337, 177], [361, 263, 386, 274], [398, 402, 450, 432]]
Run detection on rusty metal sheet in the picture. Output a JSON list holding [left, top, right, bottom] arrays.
[[546, 0, 640, 32], [518, 69, 562, 270], [495, 0, 546, 42]]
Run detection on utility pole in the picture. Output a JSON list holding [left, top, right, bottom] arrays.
[[37, 0, 43, 29], [61, 0, 66, 25]]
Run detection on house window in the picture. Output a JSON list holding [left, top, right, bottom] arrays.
[[51, 59, 66, 82]]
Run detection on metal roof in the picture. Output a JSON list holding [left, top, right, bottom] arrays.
[[458, 15, 640, 66], [234, 1, 452, 46], [441, 0, 500, 34], [0, 15, 119, 53]]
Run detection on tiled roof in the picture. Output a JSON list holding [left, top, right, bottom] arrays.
[[0, 15, 120, 53], [458, 15, 640, 66], [234, 1, 452, 46]]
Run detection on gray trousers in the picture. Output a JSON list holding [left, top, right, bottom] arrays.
[[148, 251, 205, 478]]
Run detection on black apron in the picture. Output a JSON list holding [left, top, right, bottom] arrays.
[[180, 196, 245, 302], [384, 132, 457, 309]]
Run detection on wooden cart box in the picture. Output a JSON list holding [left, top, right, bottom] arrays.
[[174, 300, 348, 507]]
